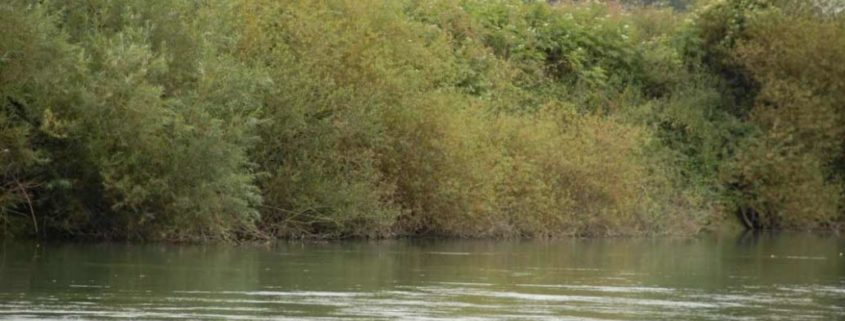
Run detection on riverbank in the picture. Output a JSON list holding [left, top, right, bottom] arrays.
[[2, 0, 843, 241]]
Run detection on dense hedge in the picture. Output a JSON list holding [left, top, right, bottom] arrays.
[[0, 0, 842, 240]]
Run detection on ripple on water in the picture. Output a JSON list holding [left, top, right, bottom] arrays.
[[1, 283, 844, 321]]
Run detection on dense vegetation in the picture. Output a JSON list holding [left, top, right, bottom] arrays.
[[1, 0, 843, 241]]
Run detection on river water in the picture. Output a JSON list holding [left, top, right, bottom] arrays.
[[0, 233, 843, 320]]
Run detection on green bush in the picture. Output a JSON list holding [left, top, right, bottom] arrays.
[[0, 1, 78, 237], [1, 1, 265, 240], [686, 0, 845, 229], [240, 0, 692, 237], [2, 0, 841, 240], [723, 8, 845, 229]]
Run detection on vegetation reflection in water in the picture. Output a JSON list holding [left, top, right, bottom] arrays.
[[0, 233, 843, 320]]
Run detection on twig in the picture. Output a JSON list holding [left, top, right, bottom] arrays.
[[13, 177, 37, 235]]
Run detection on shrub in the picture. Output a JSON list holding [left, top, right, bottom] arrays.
[[6, 0, 841, 240], [722, 8, 845, 229], [688, 0, 845, 229], [1, 1, 265, 240]]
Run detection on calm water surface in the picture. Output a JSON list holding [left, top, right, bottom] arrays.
[[1, 233, 843, 320]]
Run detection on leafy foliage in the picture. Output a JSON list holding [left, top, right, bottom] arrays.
[[1, 1, 264, 240], [1, 0, 842, 240]]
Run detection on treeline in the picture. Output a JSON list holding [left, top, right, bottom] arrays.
[[1, 0, 842, 241]]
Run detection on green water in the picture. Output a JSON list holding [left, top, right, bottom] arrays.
[[0, 233, 843, 320]]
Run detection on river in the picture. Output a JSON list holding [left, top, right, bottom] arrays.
[[0, 233, 843, 320]]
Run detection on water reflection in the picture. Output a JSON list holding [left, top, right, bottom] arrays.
[[0, 233, 843, 320]]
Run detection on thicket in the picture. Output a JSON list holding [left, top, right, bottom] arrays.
[[686, 0, 845, 229], [0, 0, 842, 241]]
